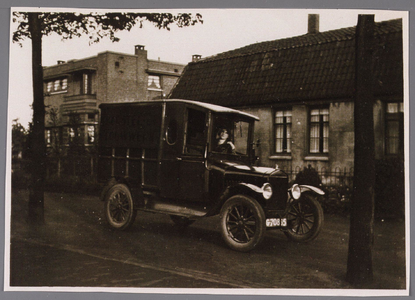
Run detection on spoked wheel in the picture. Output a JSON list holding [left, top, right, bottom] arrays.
[[220, 195, 266, 252], [170, 215, 195, 227], [104, 184, 137, 230], [284, 194, 324, 242]]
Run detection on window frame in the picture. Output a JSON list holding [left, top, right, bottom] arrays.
[[46, 81, 53, 93], [81, 73, 92, 95], [45, 129, 51, 145], [273, 108, 292, 155], [147, 74, 162, 91], [308, 106, 329, 154], [45, 77, 68, 94], [183, 107, 207, 156], [385, 102, 404, 156], [87, 125, 95, 144]]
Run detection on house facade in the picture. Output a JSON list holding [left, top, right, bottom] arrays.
[[43, 45, 185, 148], [170, 17, 404, 188]]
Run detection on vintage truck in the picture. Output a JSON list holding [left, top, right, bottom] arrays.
[[98, 99, 324, 252]]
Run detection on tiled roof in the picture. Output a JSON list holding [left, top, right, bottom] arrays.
[[170, 19, 403, 107]]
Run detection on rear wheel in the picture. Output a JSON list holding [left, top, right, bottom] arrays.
[[104, 184, 137, 230], [170, 215, 195, 227], [284, 194, 324, 242], [220, 195, 266, 252]]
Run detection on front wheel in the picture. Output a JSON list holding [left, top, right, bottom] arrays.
[[104, 184, 137, 230], [284, 194, 324, 242], [220, 195, 266, 252]]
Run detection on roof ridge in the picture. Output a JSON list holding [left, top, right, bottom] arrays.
[[198, 18, 402, 64]]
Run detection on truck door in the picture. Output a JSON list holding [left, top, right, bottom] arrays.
[[159, 103, 184, 199], [179, 107, 208, 201]]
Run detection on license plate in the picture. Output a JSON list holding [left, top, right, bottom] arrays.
[[266, 218, 287, 227]]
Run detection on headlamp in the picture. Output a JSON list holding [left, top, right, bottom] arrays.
[[262, 183, 273, 200], [291, 184, 301, 200]]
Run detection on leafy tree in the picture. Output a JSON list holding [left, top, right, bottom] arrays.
[[294, 165, 322, 187], [45, 107, 65, 177], [11, 118, 28, 160], [13, 11, 203, 224]]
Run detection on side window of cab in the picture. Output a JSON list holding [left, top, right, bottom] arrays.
[[184, 108, 207, 156]]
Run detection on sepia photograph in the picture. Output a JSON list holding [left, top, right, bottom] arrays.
[[5, 7, 409, 296]]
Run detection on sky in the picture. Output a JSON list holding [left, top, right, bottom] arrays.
[[8, 8, 407, 128]]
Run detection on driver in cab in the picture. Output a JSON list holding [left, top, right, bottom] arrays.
[[215, 128, 236, 154]]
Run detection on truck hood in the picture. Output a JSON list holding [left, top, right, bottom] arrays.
[[211, 159, 286, 178]]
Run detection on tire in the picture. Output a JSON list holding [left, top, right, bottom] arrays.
[[284, 194, 324, 242], [220, 195, 266, 252], [104, 184, 137, 230], [170, 215, 195, 227]]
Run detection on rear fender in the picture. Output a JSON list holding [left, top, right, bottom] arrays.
[[100, 178, 144, 208]]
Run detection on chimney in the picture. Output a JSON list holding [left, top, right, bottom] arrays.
[[192, 54, 202, 62], [57, 60, 66, 64], [134, 45, 145, 55], [308, 14, 320, 34]]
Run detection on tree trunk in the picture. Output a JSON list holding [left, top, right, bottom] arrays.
[[346, 15, 375, 286], [27, 13, 45, 225], [91, 156, 94, 177], [57, 157, 61, 178]]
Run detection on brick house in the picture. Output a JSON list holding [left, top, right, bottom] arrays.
[[170, 16, 404, 192], [43, 45, 185, 148]]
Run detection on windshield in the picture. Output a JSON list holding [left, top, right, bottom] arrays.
[[212, 116, 250, 156]]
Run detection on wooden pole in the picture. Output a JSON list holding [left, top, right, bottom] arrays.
[[27, 13, 46, 224], [346, 14, 376, 286]]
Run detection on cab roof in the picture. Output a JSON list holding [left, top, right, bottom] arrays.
[[99, 99, 260, 121]]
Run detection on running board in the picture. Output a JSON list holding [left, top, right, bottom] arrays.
[[140, 197, 209, 219]]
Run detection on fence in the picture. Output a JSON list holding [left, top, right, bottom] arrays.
[[45, 155, 98, 178], [12, 156, 98, 179], [15, 157, 354, 190], [281, 165, 354, 203], [286, 166, 354, 188]]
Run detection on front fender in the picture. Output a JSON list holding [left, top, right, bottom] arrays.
[[206, 182, 266, 217], [299, 184, 325, 196], [239, 183, 264, 194]]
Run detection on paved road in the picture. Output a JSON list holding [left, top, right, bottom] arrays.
[[8, 189, 406, 290]]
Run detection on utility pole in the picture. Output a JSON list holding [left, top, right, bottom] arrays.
[[28, 12, 46, 224], [346, 14, 376, 286]]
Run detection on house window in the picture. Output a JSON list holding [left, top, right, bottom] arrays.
[[69, 127, 75, 142], [46, 78, 68, 93], [309, 107, 329, 154], [61, 78, 68, 90], [274, 109, 292, 153], [47, 81, 53, 93], [52, 128, 61, 145], [148, 75, 161, 90], [45, 130, 51, 144], [87, 126, 95, 144], [82, 73, 92, 94], [385, 102, 404, 155], [54, 80, 61, 91]]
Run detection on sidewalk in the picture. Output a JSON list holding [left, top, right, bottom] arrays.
[[10, 239, 235, 288]]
